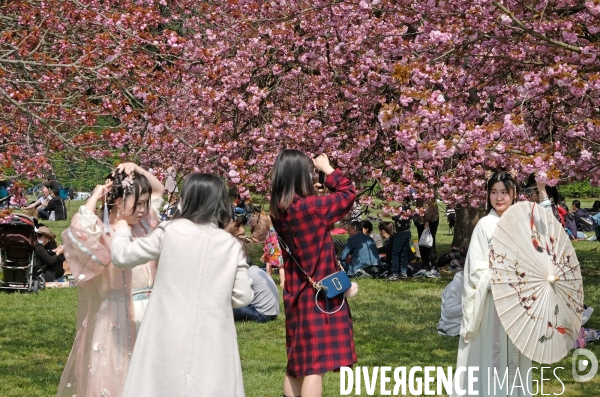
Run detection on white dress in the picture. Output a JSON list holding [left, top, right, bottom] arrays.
[[452, 209, 532, 397]]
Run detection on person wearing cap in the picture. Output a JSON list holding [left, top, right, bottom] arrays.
[[35, 226, 65, 281]]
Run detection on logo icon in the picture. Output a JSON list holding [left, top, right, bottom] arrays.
[[332, 278, 342, 290], [572, 349, 598, 382]]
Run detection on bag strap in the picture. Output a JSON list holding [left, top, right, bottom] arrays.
[[315, 289, 346, 314], [279, 232, 347, 314], [277, 232, 320, 291]]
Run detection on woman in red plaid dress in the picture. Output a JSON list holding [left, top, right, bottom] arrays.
[[270, 149, 357, 397]]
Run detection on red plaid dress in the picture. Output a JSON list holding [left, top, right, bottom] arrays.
[[272, 169, 357, 377]]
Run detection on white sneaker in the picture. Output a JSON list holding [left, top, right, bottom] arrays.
[[413, 269, 428, 278], [426, 269, 441, 278]]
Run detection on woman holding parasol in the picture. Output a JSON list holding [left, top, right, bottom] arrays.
[[452, 171, 532, 397]]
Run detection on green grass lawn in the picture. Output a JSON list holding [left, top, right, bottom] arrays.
[[1, 199, 599, 396]]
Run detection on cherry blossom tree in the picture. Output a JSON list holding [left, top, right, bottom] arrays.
[[376, 0, 600, 243], [2, 1, 599, 244], [0, 0, 179, 177]]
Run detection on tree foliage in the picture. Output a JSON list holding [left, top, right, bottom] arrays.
[[559, 180, 600, 198], [1, 1, 599, 213]]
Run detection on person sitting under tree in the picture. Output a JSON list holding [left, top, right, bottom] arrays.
[[35, 226, 65, 282], [21, 186, 51, 218], [338, 220, 382, 277], [233, 265, 280, 323], [38, 188, 67, 221]]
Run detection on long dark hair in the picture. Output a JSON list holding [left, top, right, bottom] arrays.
[[523, 173, 560, 204], [269, 149, 316, 219], [176, 173, 231, 228], [378, 221, 394, 236], [486, 171, 519, 213], [106, 170, 152, 216]]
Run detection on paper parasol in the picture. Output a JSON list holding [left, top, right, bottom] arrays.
[[490, 201, 583, 364]]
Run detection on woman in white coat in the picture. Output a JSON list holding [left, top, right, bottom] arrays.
[[453, 171, 532, 397], [112, 173, 253, 397]]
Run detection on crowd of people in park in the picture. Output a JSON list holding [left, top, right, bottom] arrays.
[[3, 151, 599, 397], [48, 153, 358, 397]]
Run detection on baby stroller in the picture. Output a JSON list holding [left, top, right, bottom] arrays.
[[0, 214, 45, 293]]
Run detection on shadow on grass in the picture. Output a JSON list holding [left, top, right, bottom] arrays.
[[2, 211, 600, 396]]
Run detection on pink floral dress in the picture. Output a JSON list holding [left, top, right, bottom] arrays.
[[261, 226, 284, 268], [56, 197, 161, 397]]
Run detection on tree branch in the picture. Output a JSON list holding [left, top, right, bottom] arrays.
[[492, 1, 581, 53]]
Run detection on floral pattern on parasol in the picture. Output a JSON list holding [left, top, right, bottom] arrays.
[[490, 201, 583, 364]]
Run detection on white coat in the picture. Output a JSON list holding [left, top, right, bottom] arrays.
[[112, 219, 253, 397], [452, 210, 532, 397]]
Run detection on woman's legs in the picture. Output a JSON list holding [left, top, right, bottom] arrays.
[[302, 374, 325, 397], [416, 221, 439, 271], [284, 373, 325, 397], [284, 374, 302, 397], [428, 220, 439, 267], [279, 267, 285, 288], [416, 223, 430, 270]]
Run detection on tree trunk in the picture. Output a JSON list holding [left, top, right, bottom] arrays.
[[451, 206, 486, 247]]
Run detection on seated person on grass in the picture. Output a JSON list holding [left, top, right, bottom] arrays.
[[35, 226, 65, 281], [377, 221, 395, 269], [437, 271, 464, 337], [571, 200, 593, 232], [247, 211, 271, 243], [38, 188, 67, 221], [339, 220, 382, 277], [21, 187, 51, 217], [233, 265, 279, 323], [362, 219, 383, 249]]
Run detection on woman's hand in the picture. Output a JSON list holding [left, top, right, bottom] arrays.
[[314, 183, 327, 197], [115, 219, 130, 231], [115, 162, 165, 197], [86, 180, 114, 213], [313, 154, 335, 176], [114, 162, 139, 176], [53, 245, 65, 255], [91, 180, 114, 200]]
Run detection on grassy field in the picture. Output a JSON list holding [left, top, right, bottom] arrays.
[[1, 199, 599, 396]]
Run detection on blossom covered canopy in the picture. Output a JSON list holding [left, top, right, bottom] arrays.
[[1, 1, 598, 211]]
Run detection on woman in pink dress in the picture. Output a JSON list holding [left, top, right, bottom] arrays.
[[56, 162, 164, 397]]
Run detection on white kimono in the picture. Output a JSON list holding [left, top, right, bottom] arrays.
[[453, 209, 532, 397]]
